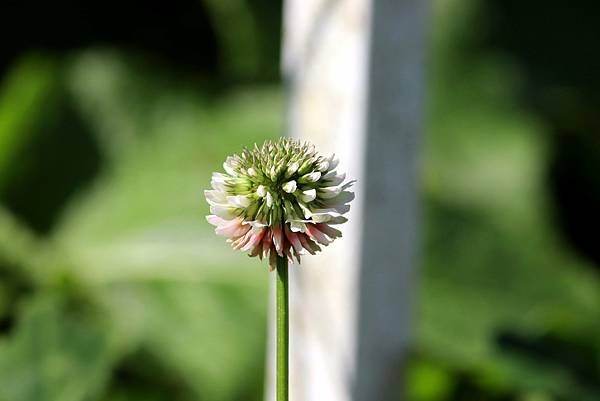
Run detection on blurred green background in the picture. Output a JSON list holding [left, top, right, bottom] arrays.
[[0, 0, 599, 400]]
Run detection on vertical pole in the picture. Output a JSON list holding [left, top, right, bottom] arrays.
[[354, 0, 426, 398], [273, 0, 427, 400]]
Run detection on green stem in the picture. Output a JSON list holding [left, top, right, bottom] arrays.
[[276, 255, 289, 401]]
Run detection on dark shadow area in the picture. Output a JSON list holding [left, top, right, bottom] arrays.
[[0, 0, 219, 77], [496, 330, 600, 399], [481, 0, 600, 268], [0, 91, 102, 234], [548, 131, 600, 268], [108, 348, 195, 401]]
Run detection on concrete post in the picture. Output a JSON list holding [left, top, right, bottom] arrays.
[[268, 0, 426, 399]]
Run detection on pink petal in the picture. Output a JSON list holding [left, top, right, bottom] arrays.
[[297, 233, 321, 255], [261, 229, 272, 258], [272, 225, 284, 255], [315, 223, 342, 239], [206, 215, 226, 226], [305, 224, 332, 245], [241, 228, 266, 252], [284, 225, 304, 254], [215, 218, 250, 238]]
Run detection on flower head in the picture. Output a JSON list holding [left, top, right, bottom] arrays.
[[205, 138, 355, 270]]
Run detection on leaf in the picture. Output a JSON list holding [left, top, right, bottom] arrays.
[[0, 295, 116, 401]]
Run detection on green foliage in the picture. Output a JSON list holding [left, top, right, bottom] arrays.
[[413, 0, 600, 399], [0, 295, 115, 401], [0, 50, 281, 401], [0, 55, 60, 189]]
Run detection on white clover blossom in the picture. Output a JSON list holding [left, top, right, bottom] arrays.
[[205, 138, 355, 270]]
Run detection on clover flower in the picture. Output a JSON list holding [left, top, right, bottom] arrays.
[[205, 138, 355, 270]]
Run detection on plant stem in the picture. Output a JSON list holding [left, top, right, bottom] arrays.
[[276, 255, 289, 401]]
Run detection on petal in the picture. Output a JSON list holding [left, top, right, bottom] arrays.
[[317, 186, 342, 199], [299, 171, 321, 183], [205, 190, 227, 204], [215, 218, 250, 238], [256, 185, 267, 197], [262, 229, 273, 256], [206, 215, 226, 226], [282, 180, 297, 193], [323, 191, 355, 207], [211, 172, 229, 191], [269, 249, 278, 271], [315, 223, 342, 238], [322, 171, 346, 186], [241, 228, 266, 252], [272, 225, 284, 255], [317, 160, 329, 172], [298, 202, 312, 218], [231, 229, 254, 249], [297, 233, 321, 254], [299, 189, 316, 202], [210, 204, 238, 219], [305, 224, 332, 245], [227, 195, 251, 208], [285, 225, 304, 254], [328, 154, 339, 170], [223, 163, 236, 176], [326, 216, 348, 225], [289, 221, 306, 232], [286, 162, 299, 178]]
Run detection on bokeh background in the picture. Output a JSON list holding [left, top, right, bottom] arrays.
[[0, 0, 599, 400]]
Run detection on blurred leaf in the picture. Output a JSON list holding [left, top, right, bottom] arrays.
[[41, 50, 281, 401], [0, 55, 60, 188], [0, 207, 41, 283], [202, 0, 262, 78], [0, 295, 116, 401], [407, 359, 456, 401], [417, 1, 600, 399]]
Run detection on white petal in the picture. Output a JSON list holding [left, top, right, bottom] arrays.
[[299, 189, 316, 202], [318, 186, 342, 199], [247, 167, 257, 176], [333, 203, 351, 214], [286, 162, 299, 177], [322, 171, 346, 186], [298, 202, 312, 218], [327, 216, 348, 224], [328, 154, 339, 169], [256, 185, 267, 197], [204, 190, 226, 204], [299, 171, 321, 183], [310, 214, 330, 223], [223, 162, 237, 176], [309, 206, 351, 222], [266, 192, 273, 208], [342, 180, 356, 190], [329, 190, 355, 205], [290, 221, 306, 232], [210, 204, 237, 219], [206, 215, 226, 226], [309, 208, 340, 222], [317, 160, 329, 172], [248, 220, 268, 228], [227, 195, 251, 208], [211, 173, 228, 191], [282, 180, 297, 193]]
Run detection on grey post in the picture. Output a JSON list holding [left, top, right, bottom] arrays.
[[267, 0, 427, 400]]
